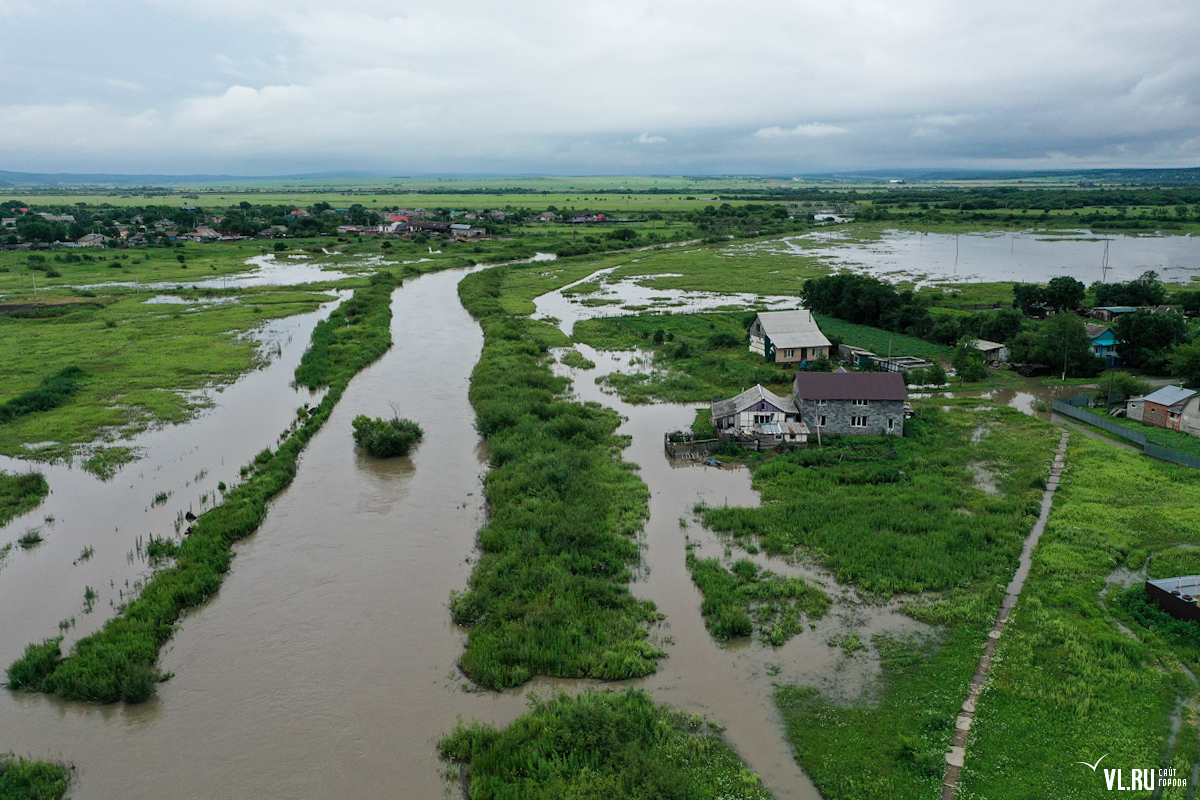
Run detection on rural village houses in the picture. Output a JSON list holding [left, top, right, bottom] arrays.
[[793, 371, 908, 437], [1127, 385, 1200, 437], [748, 310, 831, 368]]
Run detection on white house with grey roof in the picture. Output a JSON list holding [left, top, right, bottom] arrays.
[[711, 384, 809, 444], [748, 310, 831, 367]]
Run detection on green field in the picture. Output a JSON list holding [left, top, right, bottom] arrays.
[[961, 435, 1200, 798]]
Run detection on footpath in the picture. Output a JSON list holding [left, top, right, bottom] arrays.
[[940, 429, 1071, 799]]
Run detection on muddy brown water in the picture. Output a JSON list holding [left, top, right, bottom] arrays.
[[4, 267, 933, 799]]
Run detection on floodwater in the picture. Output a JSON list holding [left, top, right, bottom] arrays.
[[69, 253, 355, 293], [739, 228, 1200, 287], [4, 264, 931, 800], [0, 296, 340, 655], [551, 344, 932, 800]]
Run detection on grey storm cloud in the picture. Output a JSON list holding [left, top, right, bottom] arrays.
[[0, 0, 1197, 174]]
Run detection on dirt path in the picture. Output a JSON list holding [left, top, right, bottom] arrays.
[[940, 429, 1070, 798]]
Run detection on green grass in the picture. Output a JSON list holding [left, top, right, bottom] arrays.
[[0, 753, 71, 800], [1096, 412, 1200, 458], [558, 349, 595, 370], [685, 550, 830, 645], [960, 436, 1200, 799], [700, 402, 1057, 595], [450, 270, 664, 689], [0, 288, 332, 456], [439, 688, 772, 800], [0, 472, 48, 528], [811, 314, 952, 362], [0, 366, 84, 424], [5, 272, 403, 703]]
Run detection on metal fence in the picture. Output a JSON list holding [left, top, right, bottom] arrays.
[[1145, 443, 1200, 470], [1053, 397, 1200, 470], [1051, 400, 1147, 445]]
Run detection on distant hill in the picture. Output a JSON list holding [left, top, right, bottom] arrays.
[[0, 170, 388, 187], [797, 167, 1200, 186]]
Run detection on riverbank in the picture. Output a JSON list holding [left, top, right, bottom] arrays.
[[5, 272, 403, 703]]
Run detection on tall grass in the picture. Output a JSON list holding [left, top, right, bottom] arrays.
[[0, 366, 84, 424], [5, 272, 403, 703], [0, 471, 48, 528], [0, 753, 71, 800], [686, 551, 830, 645], [439, 688, 772, 800], [452, 269, 663, 688]]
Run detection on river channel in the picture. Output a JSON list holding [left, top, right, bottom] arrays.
[[4, 263, 982, 799]]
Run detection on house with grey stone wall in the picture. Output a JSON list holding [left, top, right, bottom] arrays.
[[793, 371, 907, 437]]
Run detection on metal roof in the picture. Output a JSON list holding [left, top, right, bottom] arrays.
[[793, 371, 908, 401], [711, 384, 797, 418], [754, 310, 831, 350], [1142, 385, 1199, 407]]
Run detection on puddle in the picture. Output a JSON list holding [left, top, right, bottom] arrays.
[[70, 253, 355, 292]]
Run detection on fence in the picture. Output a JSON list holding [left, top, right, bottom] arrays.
[[1051, 400, 1147, 446], [664, 436, 720, 460], [1052, 397, 1200, 470]]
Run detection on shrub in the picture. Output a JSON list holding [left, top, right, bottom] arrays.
[[351, 415, 424, 457]]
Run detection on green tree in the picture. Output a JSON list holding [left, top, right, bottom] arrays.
[[1044, 276, 1086, 312], [1170, 342, 1200, 389], [952, 338, 988, 382], [1038, 313, 1105, 378], [1115, 310, 1187, 372], [1012, 283, 1046, 314]]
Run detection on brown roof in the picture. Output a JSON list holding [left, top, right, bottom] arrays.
[[793, 371, 907, 401]]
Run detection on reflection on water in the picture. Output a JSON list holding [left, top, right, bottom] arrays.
[[743, 228, 1200, 287], [71, 253, 356, 292]]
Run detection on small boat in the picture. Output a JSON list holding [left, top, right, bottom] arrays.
[[703, 459, 724, 467]]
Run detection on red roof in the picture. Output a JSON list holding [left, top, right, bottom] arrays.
[[793, 372, 907, 401]]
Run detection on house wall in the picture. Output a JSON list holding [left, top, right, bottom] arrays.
[[775, 345, 828, 365], [1127, 399, 1145, 422], [1144, 402, 1170, 429], [794, 397, 905, 436], [1181, 398, 1200, 438]]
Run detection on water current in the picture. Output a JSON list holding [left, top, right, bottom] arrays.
[[1, 250, 1122, 798]]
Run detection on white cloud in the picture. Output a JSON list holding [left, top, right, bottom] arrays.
[[754, 123, 848, 139], [636, 133, 667, 144]]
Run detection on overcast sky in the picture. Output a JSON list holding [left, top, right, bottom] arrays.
[[1, 0, 1197, 175]]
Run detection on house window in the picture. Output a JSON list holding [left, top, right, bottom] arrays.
[[784, 349, 795, 359], [852, 399, 869, 407], [851, 416, 868, 427], [887, 418, 895, 433], [818, 415, 827, 427], [815, 399, 827, 407], [753, 414, 772, 424]]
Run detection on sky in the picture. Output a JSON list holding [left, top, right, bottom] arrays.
[[1, 0, 1198, 176]]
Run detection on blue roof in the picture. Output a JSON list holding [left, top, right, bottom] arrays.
[[1142, 385, 1199, 407]]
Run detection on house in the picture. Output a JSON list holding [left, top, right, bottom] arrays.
[[838, 344, 876, 368], [1085, 323, 1121, 366], [748, 310, 831, 367], [973, 340, 1009, 365], [873, 356, 934, 374], [537, 212, 558, 222], [1127, 385, 1200, 434], [1145, 576, 1200, 623], [710, 385, 808, 445], [793, 372, 907, 437], [75, 233, 112, 247], [450, 223, 484, 238], [1090, 306, 1140, 323]]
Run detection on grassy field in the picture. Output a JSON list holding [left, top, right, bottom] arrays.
[[5, 273, 404, 703], [960, 436, 1200, 799], [452, 271, 664, 689], [688, 401, 1059, 799], [439, 688, 772, 800], [1099, 412, 1200, 458], [0, 287, 333, 458]]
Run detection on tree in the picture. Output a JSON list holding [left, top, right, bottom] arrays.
[[1170, 342, 1200, 389], [1038, 313, 1104, 378], [952, 338, 988, 382], [1012, 283, 1046, 314], [1115, 310, 1187, 372], [979, 307, 1024, 343], [1044, 276, 1086, 312], [1092, 372, 1150, 405]]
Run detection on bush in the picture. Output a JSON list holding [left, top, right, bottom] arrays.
[[351, 415, 424, 457]]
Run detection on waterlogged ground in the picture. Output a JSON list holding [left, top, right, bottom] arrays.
[[745, 228, 1200, 287]]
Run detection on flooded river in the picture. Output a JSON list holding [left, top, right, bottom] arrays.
[[4, 263, 965, 799]]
